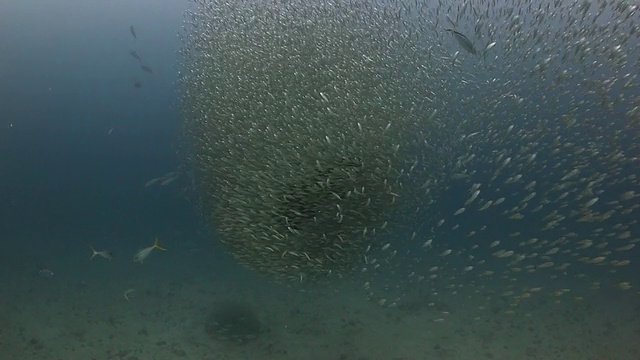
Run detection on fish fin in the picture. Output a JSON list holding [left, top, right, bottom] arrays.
[[153, 237, 167, 251], [89, 245, 97, 260]]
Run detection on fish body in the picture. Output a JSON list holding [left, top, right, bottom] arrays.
[[144, 171, 180, 187], [89, 245, 114, 261], [144, 177, 162, 187], [445, 28, 477, 54], [130, 50, 141, 62], [140, 64, 154, 73], [160, 176, 178, 186], [134, 237, 166, 263], [465, 189, 481, 205], [130, 25, 137, 39], [484, 41, 497, 53]]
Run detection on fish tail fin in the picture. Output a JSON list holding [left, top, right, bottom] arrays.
[[89, 245, 97, 259], [153, 237, 167, 251]]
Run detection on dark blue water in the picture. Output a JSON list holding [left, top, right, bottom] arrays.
[[1, 1, 190, 256], [1, 1, 638, 359]]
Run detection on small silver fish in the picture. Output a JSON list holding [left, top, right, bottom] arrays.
[[484, 41, 497, 53], [445, 29, 477, 55]]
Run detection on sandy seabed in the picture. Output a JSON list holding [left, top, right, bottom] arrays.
[[1, 240, 638, 360]]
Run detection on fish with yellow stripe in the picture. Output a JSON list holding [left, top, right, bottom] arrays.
[[134, 237, 166, 263]]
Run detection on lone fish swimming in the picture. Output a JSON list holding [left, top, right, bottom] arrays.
[[89, 245, 114, 261], [134, 237, 166, 263], [445, 28, 477, 55]]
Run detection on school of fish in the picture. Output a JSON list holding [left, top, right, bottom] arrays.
[[177, 0, 639, 308]]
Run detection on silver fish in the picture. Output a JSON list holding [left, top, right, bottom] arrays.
[[445, 29, 477, 55]]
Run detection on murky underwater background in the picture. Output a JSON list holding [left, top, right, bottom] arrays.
[[1, 0, 639, 359]]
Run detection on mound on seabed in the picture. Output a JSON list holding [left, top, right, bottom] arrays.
[[205, 301, 262, 344]]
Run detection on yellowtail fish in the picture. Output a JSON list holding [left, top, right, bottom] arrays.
[[89, 245, 114, 261], [134, 237, 166, 263]]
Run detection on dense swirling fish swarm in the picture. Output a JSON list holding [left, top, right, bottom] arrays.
[[179, 0, 640, 305], [178, 0, 441, 281]]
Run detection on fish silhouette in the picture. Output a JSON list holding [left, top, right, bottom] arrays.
[[130, 25, 137, 40], [445, 28, 477, 55], [140, 64, 154, 74], [129, 50, 141, 62]]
